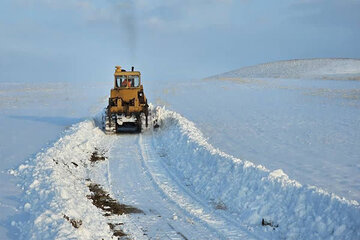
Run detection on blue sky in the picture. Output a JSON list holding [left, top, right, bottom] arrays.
[[0, 0, 359, 83]]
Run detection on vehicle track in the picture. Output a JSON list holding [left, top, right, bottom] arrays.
[[139, 133, 262, 240], [104, 133, 218, 239], [95, 131, 263, 239]]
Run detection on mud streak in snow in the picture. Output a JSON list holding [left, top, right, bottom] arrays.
[[87, 181, 143, 238]]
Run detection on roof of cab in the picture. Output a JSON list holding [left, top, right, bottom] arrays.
[[114, 66, 141, 76]]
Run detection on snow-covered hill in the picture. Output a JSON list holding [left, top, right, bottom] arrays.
[[208, 58, 360, 80]]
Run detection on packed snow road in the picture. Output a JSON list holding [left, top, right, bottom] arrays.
[[100, 133, 258, 239], [13, 107, 360, 239]]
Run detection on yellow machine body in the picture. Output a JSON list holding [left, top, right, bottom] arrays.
[[105, 66, 149, 133]]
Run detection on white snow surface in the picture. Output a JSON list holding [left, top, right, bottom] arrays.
[[0, 81, 109, 239], [208, 58, 360, 80], [13, 121, 114, 239], [155, 76, 360, 203], [153, 107, 360, 239], [2, 59, 360, 239], [11, 107, 360, 239]]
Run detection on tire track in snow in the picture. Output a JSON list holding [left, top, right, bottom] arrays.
[[138, 133, 261, 239], [106, 134, 219, 239]]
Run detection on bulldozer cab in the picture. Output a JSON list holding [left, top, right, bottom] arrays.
[[114, 66, 141, 88]]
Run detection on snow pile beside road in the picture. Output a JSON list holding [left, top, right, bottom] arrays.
[[12, 120, 114, 240], [153, 107, 360, 240], [209, 58, 360, 80]]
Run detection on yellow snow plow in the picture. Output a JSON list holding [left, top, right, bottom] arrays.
[[104, 66, 149, 133]]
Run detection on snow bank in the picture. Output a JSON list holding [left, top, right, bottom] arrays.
[[153, 107, 360, 240], [12, 120, 115, 240], [208, 58, 360, 80]]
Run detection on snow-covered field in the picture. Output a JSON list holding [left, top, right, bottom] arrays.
[[1, 58, 360, 239], [157, 59, 360, 203]]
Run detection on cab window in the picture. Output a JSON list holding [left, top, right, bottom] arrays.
[[116, 76, 127, 88], [128, 75, 140, 87]]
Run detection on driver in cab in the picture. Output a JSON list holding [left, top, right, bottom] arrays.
[[121, 78, 132, 87]]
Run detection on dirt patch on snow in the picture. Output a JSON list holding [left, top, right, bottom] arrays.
[[63, 214, 82, 229], [108, 223, 126, 237], [262, 218, 279, 230], [90, 149, 107, 163], [87, 183, 143, 215], [86, 182, 143, 238]]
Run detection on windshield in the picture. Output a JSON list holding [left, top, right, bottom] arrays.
[[115, 75, 140, 88], [116, 76, 127, 88], [128, 75, 140, 87]]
